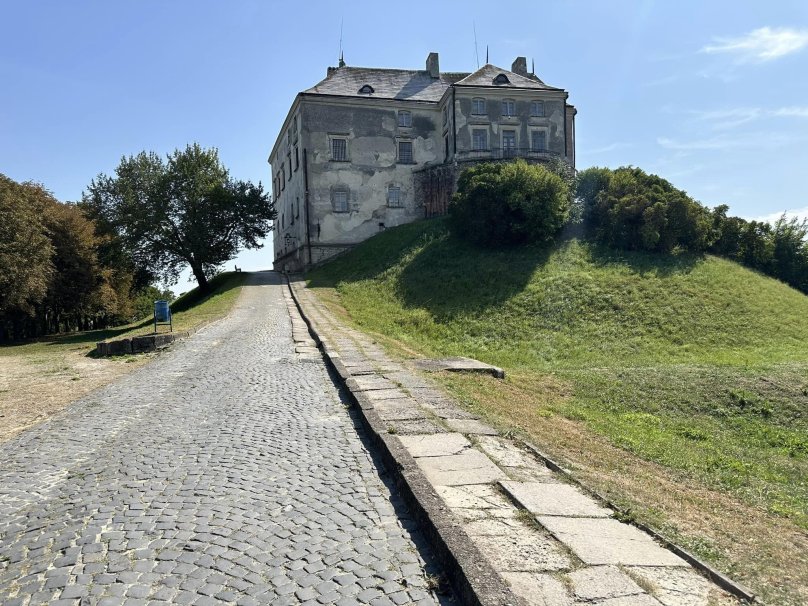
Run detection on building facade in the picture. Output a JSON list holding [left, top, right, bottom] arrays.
[[269, 52, 576, 271]]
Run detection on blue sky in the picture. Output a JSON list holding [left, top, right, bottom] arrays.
[[2, 1, 807, 287]]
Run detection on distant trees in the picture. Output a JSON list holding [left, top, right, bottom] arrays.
[[0, 174, 142, 341], [83, 144, 275, 291], [577, 166, 808, 294], [449, 160, 570, 247]]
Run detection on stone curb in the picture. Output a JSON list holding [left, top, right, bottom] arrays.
[[516, 441, 758, 603], [285, 275, 526, 606]]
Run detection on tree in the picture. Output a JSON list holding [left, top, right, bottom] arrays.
[[449, 160, 570, 247], [0, 175, 53, 317], [83, 144, 275, 291]]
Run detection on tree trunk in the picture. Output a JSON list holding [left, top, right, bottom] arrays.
[[190, 263, 209, 292]]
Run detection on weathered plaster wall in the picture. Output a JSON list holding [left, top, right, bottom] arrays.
[[301, 98, 440, 248], [454, 91, 568, 158]]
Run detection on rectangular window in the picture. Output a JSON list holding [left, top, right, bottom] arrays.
[[296, 197, 300, 219], [332, 190, 348, 212], [398, 110, 412, 127], [287, 153, 292, 178], [531, 130, 547, 152], [331, 138, 347, 161], [472, 129, 487, 151], [398, 140, 413, 163], [281, 166, 286, 189], [388, 186, 402, 208], [530, 101, 545, 117], [472, 98, 486, 115], [294, 147, 299, 171], [503, 130, 516, 157], [502, 99, 515, 117], [443, 105, 449, 125]]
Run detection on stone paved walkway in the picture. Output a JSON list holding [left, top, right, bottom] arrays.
[[0, 272, 448, 606], [291, 278, 746, 606]]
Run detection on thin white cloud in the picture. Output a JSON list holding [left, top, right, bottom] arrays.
[[686, 106, 808, 130], [583, 143, 631, 154], [754, 206, 808, 224], [657, 132, 799, 151], [772, 106, 808, 118], [691, 108, 762, 130], [702, 26, 808, 63]]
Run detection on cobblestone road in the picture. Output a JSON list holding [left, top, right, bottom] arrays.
[[0, 273, 447, 606]]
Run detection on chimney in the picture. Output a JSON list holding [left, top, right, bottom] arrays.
[[512, 56, 528, 76], [426, 52, 440, 78]]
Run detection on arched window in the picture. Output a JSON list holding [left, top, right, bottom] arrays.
[[398, 110, 412, 127], [358, 84, 374, 94], [493, 73, 510, 85]]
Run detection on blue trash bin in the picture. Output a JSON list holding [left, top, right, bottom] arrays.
[[154, 300, 172, 332]]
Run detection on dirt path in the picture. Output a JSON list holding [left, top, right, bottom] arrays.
[[0, 342, 152, 443]]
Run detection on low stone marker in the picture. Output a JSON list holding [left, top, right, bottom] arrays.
[[412, 356, 505, 379], [96, 332, 189, 356]]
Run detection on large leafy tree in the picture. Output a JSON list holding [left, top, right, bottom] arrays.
[[83, 143, 275, 291], [0, 175, 54, 316]]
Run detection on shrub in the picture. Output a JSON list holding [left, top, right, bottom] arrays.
[[578, 166, 713, 253], [449, 160, 570, 247]]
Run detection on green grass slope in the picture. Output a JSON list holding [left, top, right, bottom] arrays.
[[308, 218, 808, 527]]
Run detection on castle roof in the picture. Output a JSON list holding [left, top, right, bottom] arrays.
[[303, 67, 468, 103]]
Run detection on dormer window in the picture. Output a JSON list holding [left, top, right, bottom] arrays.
[[358, 84, 374, 94], [493, 73, 510, 85]]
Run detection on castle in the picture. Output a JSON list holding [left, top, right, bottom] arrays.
[[269, 52, 576, 271]]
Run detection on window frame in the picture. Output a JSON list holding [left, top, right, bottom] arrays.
[[472, 128, 488, 151], [397, 140, 414, 164], [398, 110, 412, 128], [332, 188, 349, 213], [471, 97, 486, 115], [530, 129, 548, 152], [330, 136, 348, 162], [387, 185, 403, 208], [501, 99, 516, 117], [502, 129, 517, 157], [530, 100, 545, 117]]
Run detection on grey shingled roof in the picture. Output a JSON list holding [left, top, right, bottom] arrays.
[[455, 64, 562, 91], [303, 67, 469, 102]]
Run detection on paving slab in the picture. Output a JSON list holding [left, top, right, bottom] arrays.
[[362, 388, 412, 401], [386, 419, 446, 435], [443, 419, 499, 435], [567, 565, 645, 600], [346, 375, 398, 392], [537, 517, 688, 567], [476, 436, 540, 468], [396, 433, 471, 458], [625, 566, 727, 606], [434, 484, 514, 510], [471, 532, 573, 572], [372, 399, 429, 421], [501, 481, 611, 517], [463, 517, 523, 536], [501, 572, 573, 606], [415, 450, 507, 486]]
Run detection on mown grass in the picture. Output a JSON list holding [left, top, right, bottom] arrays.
[[308, 218, 808, 605]]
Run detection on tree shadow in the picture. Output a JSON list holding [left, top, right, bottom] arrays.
[[393, 232, 553, 319], [584, 242, 703, 278]]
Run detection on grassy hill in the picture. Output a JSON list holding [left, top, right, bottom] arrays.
[[308, 218, 808, 605]]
